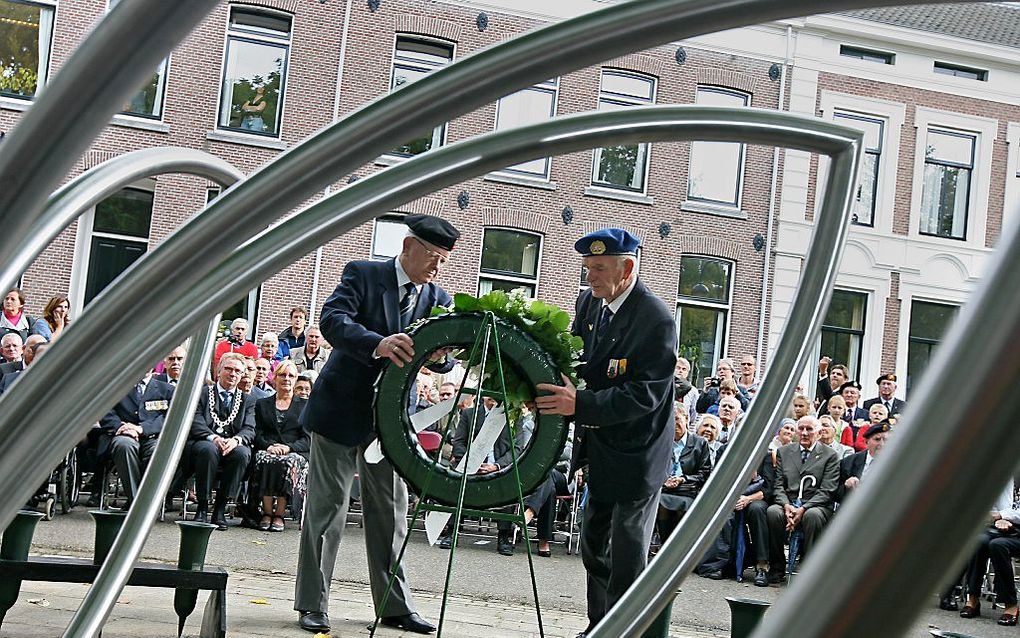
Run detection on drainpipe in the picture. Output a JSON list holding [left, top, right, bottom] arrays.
[[756, 24, 793, 372]]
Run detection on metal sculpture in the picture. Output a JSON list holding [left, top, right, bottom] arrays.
[[0, 1, 1001, 637]]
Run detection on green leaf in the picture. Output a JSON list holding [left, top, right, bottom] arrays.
[[453, 293, 480, 312]]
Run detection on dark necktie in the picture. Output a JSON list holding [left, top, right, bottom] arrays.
[[399, 283, 418, 330], [845, 408, 852, 421], [885, 400, 892, 413], [219, 390, 232, 416], [800, 448, 810, 464], [596, 306, 614, 344]]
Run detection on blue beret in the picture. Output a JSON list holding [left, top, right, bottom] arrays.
[[574, 228, 640, 257]]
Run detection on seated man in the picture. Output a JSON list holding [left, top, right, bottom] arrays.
[[716, 395, 742, 444], [765, 415, 839, 583], [0, 332, 24, 375], [835, 421, 889, 504], [213, 318, 258, 368], [154, 346, 187, 385], [961, 482, 1020, 625], [862, 373, 906, 419], [106, 371, 176, 505], [186, 353, 256, 530], [657, 403, 712, 541], [292, 324, 329, 374]]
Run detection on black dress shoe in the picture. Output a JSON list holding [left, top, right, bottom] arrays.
[[211, 514, 228, 531], [767, 570, 787, 585], [702, 570, 723, 580], [380, 612, 436, 634], [959, 603, 981, 618], [86, 493, 101, 508], [998, 611, 1018, 626], [497, 536, 514, 556], [437, 535, 452, 549], [753, 567, 769, 587], [298, 611, 330, 632], [939, 595, 959, 611]]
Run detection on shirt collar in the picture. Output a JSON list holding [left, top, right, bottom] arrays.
[[800, 442, 817, 454], [394, 257, 419, 292], [603, 276, 637, 314], [215, 383, 233, 396]]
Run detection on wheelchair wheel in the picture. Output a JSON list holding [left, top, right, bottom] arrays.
[[42, 497, 55, 521], [59, 449, 79, 514]]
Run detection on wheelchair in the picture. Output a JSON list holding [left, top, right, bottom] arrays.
[[26, 446, 81, 520]]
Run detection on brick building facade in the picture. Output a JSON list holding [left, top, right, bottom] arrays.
[[2, 0, 1018, 396]]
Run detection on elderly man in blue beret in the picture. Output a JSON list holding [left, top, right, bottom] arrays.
[[537, 228, 677, 638]]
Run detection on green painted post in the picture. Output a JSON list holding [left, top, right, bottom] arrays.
[[173, 520, 217, 637], [0, 510, 46, 625], [725, 597, 770, 638], [90, 510, 128, 565]]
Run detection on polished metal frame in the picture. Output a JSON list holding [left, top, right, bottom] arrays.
[[0, 0, 1001, 637]]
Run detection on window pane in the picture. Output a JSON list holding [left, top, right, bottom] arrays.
[[230, 8, 291, 38], [495, 86, 555, 175], [479, 278, 534, 297], [480, 230, 539, 277], [373, 217, 407, 259], [689, 140, 742, 204], [823, 290, 866, 330], [834, 113, 883, 151], [93, 189, 154, 238], [389, 40, 451, 157], [909, 301, 958, 341], [121, 59, 167, 118], [851, 152, 878, 226], [697, 87, 748, 108], [0, 0, 54, 99], [676, 305, 725, 383], [84, 237, 146, 305], [820, 329, 862, 379], [593, 84, 650, 191], [219, 39, 286, 135], [396, 38, 452, 65], [926, 130, 974, 165], [920, 164, 969, 239], [601, 71, 653, 100], [678, 256, 731, 302]]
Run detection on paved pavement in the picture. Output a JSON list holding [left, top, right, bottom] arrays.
[[1, 508, 1013, 637]]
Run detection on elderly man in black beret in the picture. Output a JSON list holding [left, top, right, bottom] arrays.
[[835, 420, 890, 503], [862, 373, 906, 418], [295, 214, 460, 635]]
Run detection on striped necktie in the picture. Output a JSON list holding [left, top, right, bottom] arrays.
[[596, 306, 614, 344], [399, 283, 418, 329]]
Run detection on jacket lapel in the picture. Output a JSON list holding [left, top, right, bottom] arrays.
[[586, 281, 640, 365], [381, 259, 400, 334]]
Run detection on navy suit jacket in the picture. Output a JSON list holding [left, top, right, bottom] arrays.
[[570, 279, 677, 503], [300, 258, 453, 447], [862, 396, 906, 417], [103, 377, 176, 439]]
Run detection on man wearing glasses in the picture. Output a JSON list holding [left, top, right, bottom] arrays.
[[295, 215, 460, 635], [737, 355, 759, 400]]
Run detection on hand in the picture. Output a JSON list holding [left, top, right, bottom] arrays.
[[375, 333, 415, 367], [734, 495, 752, 511], [477, 463, 499, 474], [995, 519, 1014, 531], [791, 506, 805, 529], [221, 437, 239, 456], [115, 423, 141, 439], [663, 476, 681, 489], [818, 356, 830, 375], [844, 476, 860, 491], [267, 443, 289, 455], [535, 374, 576, 416], [428, 347, 453, 363], [574, 468, 585, 488], [703, 377, 713, 391]]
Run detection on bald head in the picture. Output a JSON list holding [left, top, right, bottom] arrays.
[[23, 334, 47, 365]]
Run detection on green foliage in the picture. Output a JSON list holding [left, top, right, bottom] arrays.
[[431, 290, 583, 417]]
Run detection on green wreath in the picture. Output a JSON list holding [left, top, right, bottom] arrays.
[[374, 311, 569, 508]]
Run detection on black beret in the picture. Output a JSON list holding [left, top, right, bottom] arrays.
[[839, 380, 863, 393], [876, 373, 897, 384], [405, 214, 460, 251], [863, 420, 892, 439]]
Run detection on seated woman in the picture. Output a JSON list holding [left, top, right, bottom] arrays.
[[960, 481, 1020, 625], [251, 361, 309, 532], [768, 419, 796, 451], [33, 295, 71, 341], [658, 404, 712, 541], [818, 415, 854, 459], [258, 333, 281, 381], [695, 414, 724, 465], [1, 288, 44, 341]]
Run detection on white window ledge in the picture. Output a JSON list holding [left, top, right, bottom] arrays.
[[680, 199, 748, 220], [205, 129, 286, 150], [375, 154, 407, 167], [0, 95, 32, 112], [111, 114, 171, 134], [584, 185, 654, 205], [484, 171, 558, 191]]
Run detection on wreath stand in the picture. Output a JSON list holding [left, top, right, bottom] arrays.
[[370, 311, 546, 638]]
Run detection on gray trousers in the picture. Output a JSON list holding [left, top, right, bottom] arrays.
[[294, 432, 415, 617], [580, 490, 660, 632], [110, 435, 158, 502]]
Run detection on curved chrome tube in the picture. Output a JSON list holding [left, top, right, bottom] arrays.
[[2, 147, 244, 295], [0, 0, 220, 290], [63, 317, 220, 638]]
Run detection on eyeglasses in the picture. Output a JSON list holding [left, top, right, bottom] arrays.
[[740, 362, 754, 366], [414, 237, 448, 266], [166, 356, 185, 361]]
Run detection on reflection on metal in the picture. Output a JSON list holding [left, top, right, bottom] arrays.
[[0, 0, 998, 636]]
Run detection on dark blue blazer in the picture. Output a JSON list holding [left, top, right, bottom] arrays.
[[300, 258, 452, 447], [95, 377, 176, 457], [570, 279, 677, 502]]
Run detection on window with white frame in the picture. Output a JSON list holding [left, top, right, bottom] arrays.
[[0, 0, 54, 100], [109, 0, 167, 118], [592, 70, 655, 192], [688, 87, 749, 207], [372, 214, 408, 259], [217, 7, 291, 137], [676, 256, 731, 383], [206, 187, 260, 331], [819, 289, 867, 380], [834, 111, 883, 227], [920, 128, 974, 240], [492, 78, 558, 178], [478, 229, 540, 297], [83, 188, 153, 305], [390, 36, 454, 157], [906, 300, 959, 396]]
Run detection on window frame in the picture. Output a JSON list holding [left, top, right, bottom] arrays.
[[838, 45, 895, 65], [491, 77, 559, 180], [215, 5, 293, 139], [107, 0, 168, 120], [919, 127, 975, 242], [476, 227, 543, 298], [833, 110, 884, 228], [818, 288, 868, 380], [906, 299, 960, 396], [674, 255, 734, 383], [385, 34, 456, 159], [686, 85, 750, 210], [0, 0, 57, 101], [590, 69, 656, 194], [933, 61, 987, 82], [370, 213, 409, 261]]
